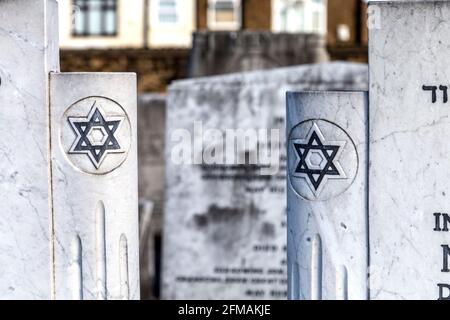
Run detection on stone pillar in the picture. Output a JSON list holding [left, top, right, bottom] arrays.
[[0, 0, 59, 299], [286, 91, 368, 300], [50, 73, 139, 300], [369, 0, 450, 300]]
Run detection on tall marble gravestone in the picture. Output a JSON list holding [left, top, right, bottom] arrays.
[[286, 91, 369, 300], [0, 0, 139, 299], [369, 0, 450, 300], [0, 0, 59, 299], [50, 73, 139, 300], [163, 63, 368, 300]]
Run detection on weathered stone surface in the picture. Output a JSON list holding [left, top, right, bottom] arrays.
[[138, 94, 167, 300], [369, 0, 450, 300], [189, 32, 329, 77], [0, 0, 59, 299], [287, 91, 368, 300], [162, 62, 368, 300], [50, 73, 139, 300]]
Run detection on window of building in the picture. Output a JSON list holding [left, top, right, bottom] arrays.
[[207, 0, 242, 31], [158, 0, 178, 24], [73, 0, 118, 36], [280, 1, 305, 33], [310, 0, 326, 34], [272, 0, 326, 34]]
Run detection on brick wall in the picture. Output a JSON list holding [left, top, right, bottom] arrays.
[[60, 49, 190, 93]]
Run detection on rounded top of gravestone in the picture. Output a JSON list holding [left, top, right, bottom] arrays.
[[288, 119, 359, 201], [60, 96, 132, 175]]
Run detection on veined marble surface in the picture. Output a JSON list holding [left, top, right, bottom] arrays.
[[369, 0, 450, 300], [287, 91, 369, 300], [0, 0, 59, 299]]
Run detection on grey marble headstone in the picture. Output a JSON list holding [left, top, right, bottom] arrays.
[[287, 91, 369, 300], [369, 0, 450, 300], [162, 62, 368, 300]]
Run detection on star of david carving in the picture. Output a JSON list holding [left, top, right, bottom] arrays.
[[292, 122, 347, 196], [68, 102, 125, 169]]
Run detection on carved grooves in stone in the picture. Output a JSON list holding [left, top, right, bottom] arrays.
[[71, 236, 83, 300], [119, 234, 130, 300], [336, 265, 348, 300], [311, 234, 323, 300], [96, 201, 107, 300], [289, 261, 300, 300]]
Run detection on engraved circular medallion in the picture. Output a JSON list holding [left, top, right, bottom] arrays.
[[61, 96, 131, 175], [288, 119, 358, 201]]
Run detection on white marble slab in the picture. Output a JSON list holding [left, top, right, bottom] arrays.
[[0, 0, 59, 299], [287, 91, 369, 300], [369, 0, 450, 300], [50, 73, 139, 300]]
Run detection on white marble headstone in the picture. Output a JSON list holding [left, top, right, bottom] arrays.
[[286, 91, 369, 300], [0, 0, 59, 299], [50, 73, 140, 300], [369, 0, 450, 300], [0, 0, 139, 299]]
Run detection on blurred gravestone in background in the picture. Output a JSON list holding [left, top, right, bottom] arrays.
[[162, 62, 368, 299], [189, 32, 329, 78], [138, 94, 167, 299]]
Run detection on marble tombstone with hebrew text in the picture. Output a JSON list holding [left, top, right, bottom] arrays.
[[369, 0, 450, 300]]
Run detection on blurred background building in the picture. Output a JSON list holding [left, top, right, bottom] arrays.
[[55, 0, 369, 300], [58, 0, 368, 92]]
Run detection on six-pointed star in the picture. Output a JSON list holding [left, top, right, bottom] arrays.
[[68, 102, 125, 169], [292, 122, 347, 196]]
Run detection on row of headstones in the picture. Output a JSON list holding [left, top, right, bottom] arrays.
[[0, 0, 139, 299], [162, 0, 450, 300], [162, 60, 368, 298]]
